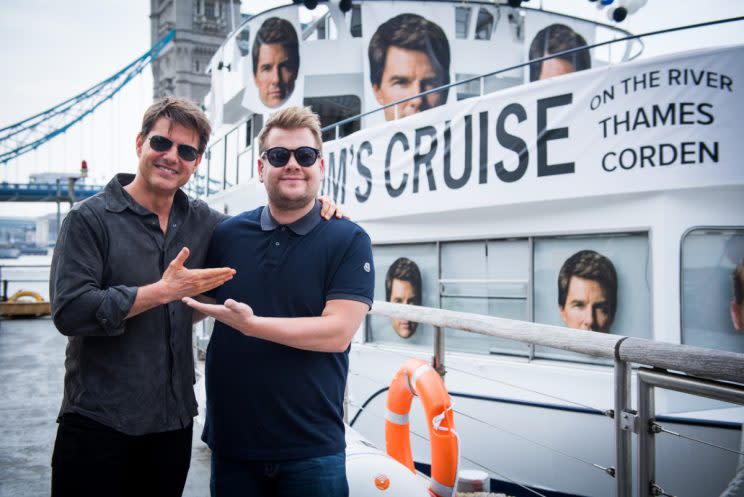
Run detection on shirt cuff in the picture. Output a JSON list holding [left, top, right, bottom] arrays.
[[326, 293, 373, 309], [95, 285, 138, 336]]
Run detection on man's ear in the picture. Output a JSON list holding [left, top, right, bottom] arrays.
[[257, 158, 266, 183], [136, 133, 144, 158], [319, 156, 325, 181]]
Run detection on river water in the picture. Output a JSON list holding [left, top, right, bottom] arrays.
[[0, 254, 54, 301]]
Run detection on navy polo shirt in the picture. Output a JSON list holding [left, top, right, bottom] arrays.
[[203, 200, 374, 461]]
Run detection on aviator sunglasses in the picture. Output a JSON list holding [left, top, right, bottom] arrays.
[[149, 135, 200, 162], [262, 146, 320, 167]]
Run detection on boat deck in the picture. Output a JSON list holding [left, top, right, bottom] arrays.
[[0, 317, 211, 497]]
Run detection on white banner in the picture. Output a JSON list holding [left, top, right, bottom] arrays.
[[322, 45, 744, 221]]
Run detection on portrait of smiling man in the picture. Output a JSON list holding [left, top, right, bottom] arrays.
[[252, 17, 300, 109], [368, 13, 451, 121]]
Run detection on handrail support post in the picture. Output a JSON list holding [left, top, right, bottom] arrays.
[[614, 357, 632, 497]]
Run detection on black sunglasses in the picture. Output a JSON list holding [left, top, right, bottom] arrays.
[[262, 146, 320, 167], [149, 135, 200, 162]]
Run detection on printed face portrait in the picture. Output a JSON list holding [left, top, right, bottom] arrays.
[[385, 257, 423, 339], [557, 250, 617, 333], [252, 17, 299, 109], [559, 276, 612, 333], [529, 23, 591, 82], [368, 14, 451, 122], [373, 47, 447, 121], [254, 43, 296, 108]]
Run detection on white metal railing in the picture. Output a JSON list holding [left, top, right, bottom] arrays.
[[368, 300, 744, 497]]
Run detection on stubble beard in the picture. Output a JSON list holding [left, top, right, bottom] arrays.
[[268, 185, 317, 212]]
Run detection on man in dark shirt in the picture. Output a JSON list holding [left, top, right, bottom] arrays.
[[183, 106, 374, 497], [49, 97, 236, 497]]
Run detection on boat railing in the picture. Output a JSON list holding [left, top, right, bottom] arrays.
[[320, 16, 744, 139], [367, 300, 744, 497]]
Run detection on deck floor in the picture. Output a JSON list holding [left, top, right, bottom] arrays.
[[0, 317, 211, 497]]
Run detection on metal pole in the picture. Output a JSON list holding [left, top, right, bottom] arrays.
[[614, 358, 632, 497], [637, 369, 655, 497], [434, 326, 446, 376], [67, 177, 77, 205], [55, 179, 61, 240]]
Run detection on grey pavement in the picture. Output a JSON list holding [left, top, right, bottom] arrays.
[[0, 317, 211, 497]]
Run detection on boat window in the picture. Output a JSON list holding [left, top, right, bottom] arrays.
[[456, 73, 522, 100], [681, 228, 744, 353], [367, 243, 438, 349], [207, 139, 224, 195], [308, 11, 338, 41], [533, 233, 651, 362], [368, 232, 652, 363], [440, 239, 530, 356], [475, 8, 495, 40], [349, 5, 362, 38], [236, 26, 250, 57], [303, 95, 361, 142], [455, 7, 471, 39]]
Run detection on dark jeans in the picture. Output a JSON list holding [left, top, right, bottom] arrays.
[[210, 450, 348, 497], [51, 413, 192, 497]]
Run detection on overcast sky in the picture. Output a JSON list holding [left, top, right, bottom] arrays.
[[0, 0, 742, 218]]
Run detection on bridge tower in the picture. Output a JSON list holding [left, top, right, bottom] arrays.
[[150, 0, 241, 105]]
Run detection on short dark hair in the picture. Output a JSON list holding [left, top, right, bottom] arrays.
[[385, 257, 422, 304], [733, 261, 744, 305], [558, 250, 618, 320], [368, 13, 451, 90], [252, 17, 299, 76], [529, 23, 591, 82], [140, 97, 211, 154]]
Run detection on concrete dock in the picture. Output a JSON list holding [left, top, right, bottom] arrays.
[[0, 317, 211, 497]]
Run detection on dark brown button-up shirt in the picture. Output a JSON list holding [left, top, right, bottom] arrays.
[[50, 174, 226, 435]]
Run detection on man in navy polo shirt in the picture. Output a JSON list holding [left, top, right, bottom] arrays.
[[183, 106, 374, 497]]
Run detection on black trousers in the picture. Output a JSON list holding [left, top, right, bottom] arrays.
[[51, 413, 193, 497]]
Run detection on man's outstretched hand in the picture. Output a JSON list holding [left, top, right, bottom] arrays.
[[160, 247, 236, 301], [182, 297, 255, 335]]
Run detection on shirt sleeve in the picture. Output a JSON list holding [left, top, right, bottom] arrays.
[[326, 228, 375, 308], [50, 208, 137, 336]]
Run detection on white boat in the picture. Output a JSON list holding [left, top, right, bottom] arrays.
[[193, 2, 744, 496]]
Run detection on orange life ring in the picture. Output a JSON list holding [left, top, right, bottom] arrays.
[[385, 358, 459, 497]]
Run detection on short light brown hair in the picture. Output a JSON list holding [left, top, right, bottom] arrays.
[[257, 106, 322, 154], [140, 97, 212, 154]]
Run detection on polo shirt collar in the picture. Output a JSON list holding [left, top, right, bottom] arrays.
[[260, 200, 321, 235], [104, 173, 189, 216]]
